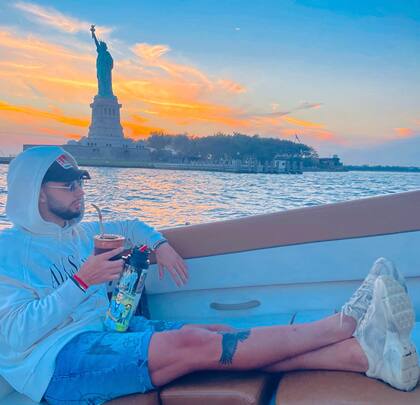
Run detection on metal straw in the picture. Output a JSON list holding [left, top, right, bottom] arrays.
[[92, 203, 104, 236]]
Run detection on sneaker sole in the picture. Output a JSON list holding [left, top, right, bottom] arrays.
[[379, 276, 419, 391]]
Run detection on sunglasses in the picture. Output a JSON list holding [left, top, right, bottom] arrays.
[[45, 179, 85, 192]]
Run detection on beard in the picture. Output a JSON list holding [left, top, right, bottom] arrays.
[[47, 197, 84, 221], [49, 205, 81, 220]]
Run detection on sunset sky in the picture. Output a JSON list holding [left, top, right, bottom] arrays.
[[0, 1, 419, 164]]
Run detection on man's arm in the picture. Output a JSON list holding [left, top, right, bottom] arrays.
[[155, 242, 188, 286], [83, 219, 166, 251], [108, 219, 167, 250], [82, 219, 189, 285], [107, 219, 189, 285], [0, 248, 124, 352], [0, 276, 87, 352]]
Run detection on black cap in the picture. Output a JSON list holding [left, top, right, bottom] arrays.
[[42, 153, 91, 183]]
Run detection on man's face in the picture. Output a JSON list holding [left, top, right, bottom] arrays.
[[39, 180, 85, 223]]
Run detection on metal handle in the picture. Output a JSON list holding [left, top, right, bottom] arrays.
[[210, 300, 261, 311]]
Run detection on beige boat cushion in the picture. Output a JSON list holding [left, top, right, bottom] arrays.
[[105, 390, 160, 405], [160, 370, 276, 405], [160, 191, 420, 259], [276, 370, 420, 404]]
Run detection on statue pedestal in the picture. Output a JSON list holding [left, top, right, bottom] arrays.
[[86, 95, 125, 147]]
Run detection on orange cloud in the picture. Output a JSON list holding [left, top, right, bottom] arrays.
[[0, 99, 164, 141], [131, 42, 247, 96], [0, 25, 337, 149], [0, 100, 89, 127], [0, 70, 95, 90], [0, 29, 91, 61], [0, 61, 44, 70], [0, 31, 248, 130], [133, 43, 170, 61], [394, 128, 414, 138], [279, 128, 345, 144], [15, 2, 113, 35], [122, 122, 164, 139], [132, 43, 213, 88], [38, 127, 82, 139], [217, 79, 247, 94], [282, 116, 324, 129]]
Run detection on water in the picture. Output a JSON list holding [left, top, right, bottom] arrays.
[[1, 164, 419, 230]]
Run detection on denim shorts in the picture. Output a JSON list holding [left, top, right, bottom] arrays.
[[44, 316, 184, 405]]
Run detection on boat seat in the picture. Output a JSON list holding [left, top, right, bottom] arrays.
[[275, 370, 420, 404], [0, 374, 159, 405], [105, 391, 160, 405], [0, 371, 276, 404], [159, 370, 276, 405]]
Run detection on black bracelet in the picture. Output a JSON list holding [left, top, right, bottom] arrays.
[[70, 276, 87, 293], [153, 239, 168, 251]]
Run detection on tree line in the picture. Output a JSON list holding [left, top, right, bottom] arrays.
[[145, 133, 317, 163]]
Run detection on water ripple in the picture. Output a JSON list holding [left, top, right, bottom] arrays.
[[1, 165, 420, 230]]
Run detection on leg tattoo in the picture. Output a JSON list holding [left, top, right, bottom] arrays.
[[217, 329, 251, 365]]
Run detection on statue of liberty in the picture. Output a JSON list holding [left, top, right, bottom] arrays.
[[90, 25, 114, 98]]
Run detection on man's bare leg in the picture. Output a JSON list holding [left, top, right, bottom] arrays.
[[181, 323, 235, 332], [180, 325, 368, 373], [148, 313, 356, 386], [262, 338, 368, 373]]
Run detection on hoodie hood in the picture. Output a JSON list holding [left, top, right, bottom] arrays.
[[6, 146, 85, 235]]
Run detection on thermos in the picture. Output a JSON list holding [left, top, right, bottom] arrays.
[[104, 245, 150, 332]]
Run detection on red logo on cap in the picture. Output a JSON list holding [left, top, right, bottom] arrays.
[[56, 154, 76, 170]]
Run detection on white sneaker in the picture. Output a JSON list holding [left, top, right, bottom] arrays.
[[373, 257, 407, 292], [355, 275, 419, 391], [341, 257, 407, 326]]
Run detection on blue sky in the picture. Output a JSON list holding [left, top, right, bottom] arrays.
[[0, 1, 419, 164]]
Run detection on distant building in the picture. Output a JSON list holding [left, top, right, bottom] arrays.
[[273, 156, 287, 172], [318, 155, 344, 170], [273, 154, 303, 173], [302, 154, 346, 171]]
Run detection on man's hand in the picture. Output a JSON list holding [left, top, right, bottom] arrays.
[[155, 242, 188, 287], [76, 247, 125, 287]]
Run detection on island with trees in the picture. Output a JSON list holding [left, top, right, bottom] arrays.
[[5, 132, 418, 173]]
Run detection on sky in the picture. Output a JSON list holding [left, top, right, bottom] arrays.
[[0, 0, 419, 165]]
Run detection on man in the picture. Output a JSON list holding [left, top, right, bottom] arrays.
[[0, 146, 418, 405], [106, 291, 126, 324]]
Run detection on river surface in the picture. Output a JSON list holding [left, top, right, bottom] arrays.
[[1, 164, 419, 230]]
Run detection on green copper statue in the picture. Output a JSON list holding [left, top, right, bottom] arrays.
[[90, 25, 114, 98]]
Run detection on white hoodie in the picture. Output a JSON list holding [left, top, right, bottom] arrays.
[[0, 146, 165, 402]]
